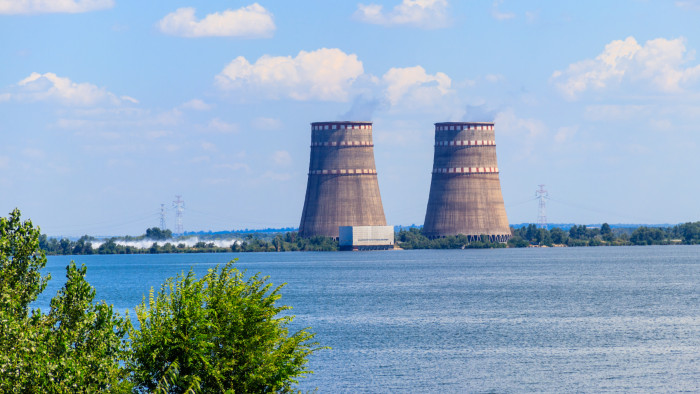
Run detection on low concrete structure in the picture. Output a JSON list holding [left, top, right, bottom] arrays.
[[339, 225, 394, 251]]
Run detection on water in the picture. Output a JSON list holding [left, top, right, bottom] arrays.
[[36, 246, 700, 392]]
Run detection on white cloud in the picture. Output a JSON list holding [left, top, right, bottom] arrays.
[[354, 0, 449, 29], [201, 141, 217, 152], [496, 109, 545, 138], [0, 156, 9, 169], [0, 93, 10, 102], [0, 0, 113, 14], [207, 118, 238, 133], [675, 1, 700, 10], [552, 36, 700, 100], [262, 171, 291, 181], [554, 125, 578, 143], [485, 73, 505, 83], [382, 65, 452, 107], [650, 118, 673, 131], [495, 109, 546, 157], [491, 0, 515, 20], [158, 4, 274, 38], [584, 104, 649, 121], [22, 148, 45, 159], [272, 150, 292, 167], [180, 98, 211, 111], [251, 117, 282, 130], [189, 156, 211, 164], [145, 130, 170, 139], [214, 163, 250, 172], [215, 48, 364, 102], [10, 72, 135, 106], [525, 10, 539, 24]]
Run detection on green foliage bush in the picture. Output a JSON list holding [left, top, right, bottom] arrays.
[[129, 261, 321, 393], [1, 209, 323, 392], [0, 209, 130, 392]]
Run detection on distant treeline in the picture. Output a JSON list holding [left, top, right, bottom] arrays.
[[40, 231, 338, 255], [397, 221, 700, 249], [40, 222, 700, 256], [509, 222, 700, 247], [396, 228, 506, 249]]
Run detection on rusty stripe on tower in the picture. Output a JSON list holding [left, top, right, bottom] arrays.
[[422, 122, 511, 242], [299, 121, 387, 238]]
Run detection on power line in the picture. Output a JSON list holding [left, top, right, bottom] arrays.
[[536, 184, 548, 229], [173, 195, 184, 235], [159, 203, 167, 230]]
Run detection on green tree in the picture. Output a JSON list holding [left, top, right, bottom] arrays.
[[0, 209, 130, 392], [129, 260, 323, 393], [0, 208, 50, 317], [145, 227, 173, 240], [600, 223, 614, 242], [550, 227, 568, 244]]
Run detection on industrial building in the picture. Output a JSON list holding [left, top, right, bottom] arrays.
[[339, 226, 394, 251], [299, 121, 388, 239], [422, 122, 511, 242]]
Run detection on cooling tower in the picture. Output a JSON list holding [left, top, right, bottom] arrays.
[[299, 121, 387, 238], [423, 122, 511, 242]]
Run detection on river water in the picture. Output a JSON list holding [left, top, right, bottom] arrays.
[[38, 246, 700, 392]]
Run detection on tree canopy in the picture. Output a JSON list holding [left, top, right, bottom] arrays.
[[1, 209, 323, 392]]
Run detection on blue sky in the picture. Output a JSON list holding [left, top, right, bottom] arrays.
[[2, 0, 700, 236]]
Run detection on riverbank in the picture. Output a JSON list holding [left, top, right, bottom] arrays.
[[40, 220, 700, 256]]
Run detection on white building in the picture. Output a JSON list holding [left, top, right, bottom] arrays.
[[339, 226, 394, 251]]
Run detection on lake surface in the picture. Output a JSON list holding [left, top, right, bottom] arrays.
[[38, 246, 700, 392]]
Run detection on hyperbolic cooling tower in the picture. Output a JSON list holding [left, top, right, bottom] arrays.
[[299, 121, 387, 238], [423, 122, 511, 242]]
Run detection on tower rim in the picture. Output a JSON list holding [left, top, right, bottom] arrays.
[[434, 121, 494, 126], [311, 121, 372, 126]]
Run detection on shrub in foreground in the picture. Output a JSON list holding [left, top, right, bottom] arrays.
[[1, 209, 324, 393]]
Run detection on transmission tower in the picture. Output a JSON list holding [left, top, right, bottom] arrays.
[[536, 185, 548, 229], [173, 195, 184, 235], [159, 204, 167, 230]]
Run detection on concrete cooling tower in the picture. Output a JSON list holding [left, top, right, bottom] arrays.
[[423, 122, 511, 242], [299, 121, 387, 238]]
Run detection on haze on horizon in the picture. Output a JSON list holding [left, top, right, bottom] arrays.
[[2, 0, 700, 236]]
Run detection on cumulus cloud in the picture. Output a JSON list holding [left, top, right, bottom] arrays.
[[554, 125, 578, 143], [180, 98, 211, 111], [271, 150, 292, 166], [157, 4, 275, 38], [495, 109, 546, 157], [382, 65, 452, 107], [354, 0, 450, 29], [8, 72, 136, 106], [584, 104, 650, 121], [262, 171, 291, 181], [251, 117, 282, 130], [551, 36, 700, 100], [491, 0, 515, 20], [675, 0, 700, 10], [0, 0, 112, 14], [215, 48, 364, 101], [207, 118, 238, 133], [495, 109, 546, 139], [215, 163, 250, 172]]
